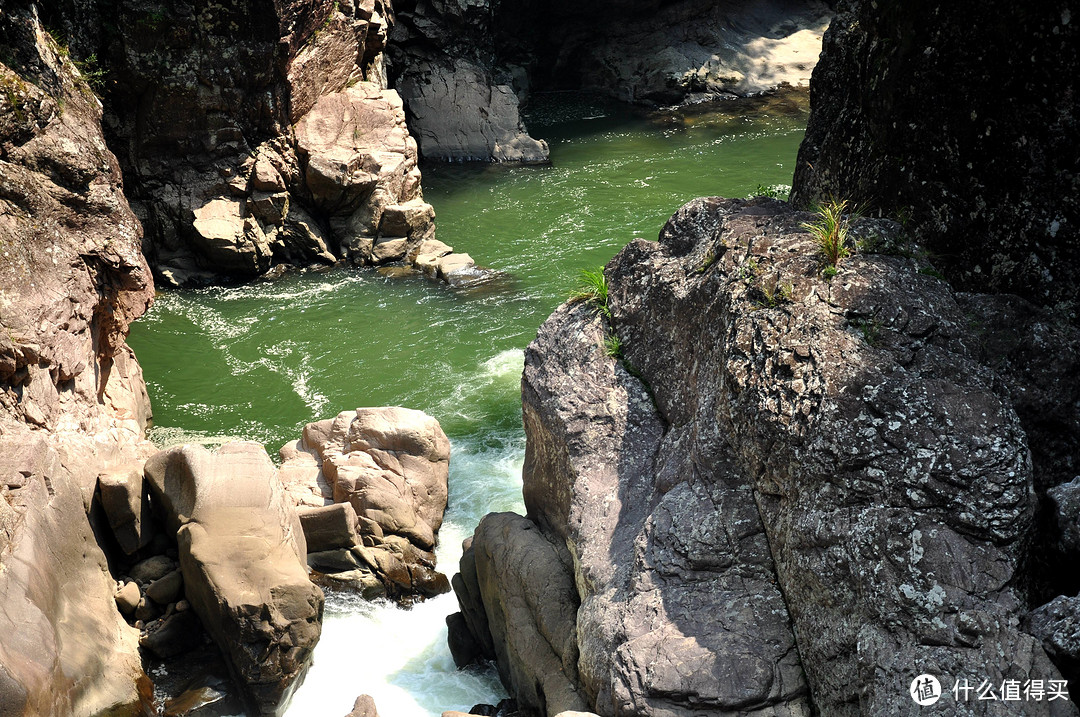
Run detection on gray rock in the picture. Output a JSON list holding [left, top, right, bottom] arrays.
[[1049, 479, 1080, 556], [790, 0, 1080, 314], [130, 555, 177, 584], [397, 60, 549, 163], [1025, 595, 1080, 690], [466, 513, 588, 716]]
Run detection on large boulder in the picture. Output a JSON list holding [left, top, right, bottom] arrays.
[[0, 433, 145, 716], [458, 197, 1078, 716], [144, 442, 323, 715], [397, 60, 549, 163], [280, 408, 452, 599]]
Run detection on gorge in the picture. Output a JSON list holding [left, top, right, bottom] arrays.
[[3, 0, 1079, 715]]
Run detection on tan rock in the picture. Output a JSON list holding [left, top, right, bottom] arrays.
[[371, 237, 408, 263], [144, 442, 321, 713], [345, 693, 380, 717], [98, 466, 154, 555]]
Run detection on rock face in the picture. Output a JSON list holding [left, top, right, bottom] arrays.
[[791, 0, 1080, 318], [452, 197, 1080, 716], [493, 0, 832, 104], [280, 407, 452, 599], [144, 442, 323, 715], [389, 0, 829, 162], [39, 0, 451, 285], [0, 4, 155, 713]]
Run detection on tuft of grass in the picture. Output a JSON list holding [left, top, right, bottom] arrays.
[[72, 53, 107, 95], [919, 266, 946, 281], [803, 198, 858, 275], [603, 333, 623, 358], [754, 278, 794, 309], [569, 266, 611, 319]]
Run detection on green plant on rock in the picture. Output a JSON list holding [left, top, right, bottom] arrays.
[[752, 183, 791, 201], [569, 266, 611, 319], [72, 53, 107, 95], [803, 197, 858, 276], [754, 277, 794, 309], [603, 332, 623, 358], [849, 316, 882, 347]]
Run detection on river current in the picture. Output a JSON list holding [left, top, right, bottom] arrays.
[[126, 91, 808, 715]]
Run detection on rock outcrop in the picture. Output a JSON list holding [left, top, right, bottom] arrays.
[[38, 0, 456, 285], [452, 197, 1080, 715], [280, 407, 452, 599], [0, 3, 155, 712], [791, 0, 1080, 318], [144, 441, 324, 715]]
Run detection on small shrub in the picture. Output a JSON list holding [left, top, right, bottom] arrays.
[[849, 317, 882, 347], [803, 198, 858, 273], [72, 54, 107, 94], [919, 266, 946, 281], [569, 266, 611, 319], [754, 278, 794, 309]]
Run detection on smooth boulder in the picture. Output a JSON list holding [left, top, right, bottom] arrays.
[[144, 442, 322, 715]]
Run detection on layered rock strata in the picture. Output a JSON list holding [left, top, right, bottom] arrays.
[[280, 406, 452, 599], [791, 0, 1080, 317], [451, 197, 1079, 716], [0, 4, 155, 712]]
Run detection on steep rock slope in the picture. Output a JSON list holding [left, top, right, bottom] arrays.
[[450, 198, 1080, 716], [791, 0, 1080, 317], [0, 3, 155, 712]]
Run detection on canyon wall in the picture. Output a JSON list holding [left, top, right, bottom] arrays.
[[0, 3, 154, 712], [41, 0, 441, 286], [791, 0, 1080, 319]]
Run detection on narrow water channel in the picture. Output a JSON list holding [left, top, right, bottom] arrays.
[[126, 91, 809, 716]]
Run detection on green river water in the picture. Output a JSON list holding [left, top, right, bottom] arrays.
[[127, 91, 808, 716]]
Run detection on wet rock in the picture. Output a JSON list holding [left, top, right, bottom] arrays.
[[144, 442, 322, 715]]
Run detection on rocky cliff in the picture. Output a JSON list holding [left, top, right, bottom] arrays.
[[388, 0, 832, 163], [449, 198, 1080, 716], [37, 0, 456, 286], [1, 3, 154, 712], [791, 0, 1080, 319]]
